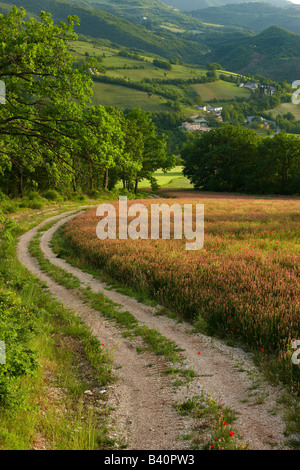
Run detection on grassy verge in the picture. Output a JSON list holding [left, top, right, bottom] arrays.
[[0, 204, 121, 450]]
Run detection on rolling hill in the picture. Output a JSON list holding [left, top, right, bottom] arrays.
[[1, 0, 299, 81], [202, 25, 300, 81], [190, 2, 300, 34], [0, 0, 209, 62], [161, 0, 294, 11]]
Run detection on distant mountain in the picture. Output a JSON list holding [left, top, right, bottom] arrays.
[[203, 25, 300, 81], [190, 2, 300, 34], [161, 0, 293, 11]]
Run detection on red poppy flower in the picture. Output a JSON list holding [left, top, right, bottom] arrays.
[[229, 432, 235, 436]]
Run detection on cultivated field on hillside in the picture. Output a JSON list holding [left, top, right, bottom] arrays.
[[191, 80, 251, 101], [92, 82, 167, 111]]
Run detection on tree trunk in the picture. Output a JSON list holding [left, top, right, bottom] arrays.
[[90, 164, 93, 190], [72, 174, 77, 193], [134, 178, 138, 194], [104, 167, 108, 190], [19, 169, 23, 198]]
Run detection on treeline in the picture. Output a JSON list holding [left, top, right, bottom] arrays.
[[0, 8, 175, 199], [182, 126, 300, 195]]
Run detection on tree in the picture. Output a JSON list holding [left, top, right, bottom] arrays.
[[255, 133, 300, 194], [182, 125, 259, 192], [124, 108, 175, 193], [76, 106, 124, 192], [0, 7, 95, 195]]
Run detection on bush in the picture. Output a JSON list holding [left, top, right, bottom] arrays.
[[88, 189, 101, 199], [0, 191, 8, 201], [75, 194, 86, 201], [27, 200, 44, 210], [43, 189, 61, 201], [27, 191, 43, 201], [0, 288, 38, 405], [1, 202, 19, 214]]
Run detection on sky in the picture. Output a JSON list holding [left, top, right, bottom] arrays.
[[289, 0, 300, 3]]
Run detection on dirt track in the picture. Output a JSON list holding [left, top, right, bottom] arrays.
[[16, 210, 291, 450]]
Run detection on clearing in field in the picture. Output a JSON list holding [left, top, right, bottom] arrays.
[[138, 166, 193, 189]]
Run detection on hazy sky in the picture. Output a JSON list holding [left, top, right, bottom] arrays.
[[289, 0, 300, 3]]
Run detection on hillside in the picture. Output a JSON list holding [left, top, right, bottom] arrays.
[[0, 0, 209, 62], [190, 2, 300, 34], [160, 0, 293, 11], [1, 0, 299, 81], [202, 25, 300, 81]]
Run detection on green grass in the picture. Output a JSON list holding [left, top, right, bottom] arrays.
[[92, 82, 168, 111], [266, 102, 300, 121], [0, 206, 116, 450], [191, 80, 251, 102], [137, 166, 193, 189], [174, 392, 248, 450], [115, 166, 192, 190]]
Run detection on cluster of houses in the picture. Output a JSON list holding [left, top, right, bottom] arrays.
[[180, 104, 223, 132], [239, 82, 277, 95]]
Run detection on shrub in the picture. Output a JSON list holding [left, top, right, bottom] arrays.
[[43, 189, 61, 201], [27, 191, 43, 201], [1, 202, 19, 214], [88, 189, 101, 199], [27, 200, 44, 210], [0, 191, 8, 201]]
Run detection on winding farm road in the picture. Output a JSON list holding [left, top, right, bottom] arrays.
[[16, 209, 291, 450]]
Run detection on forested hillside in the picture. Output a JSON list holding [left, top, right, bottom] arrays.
[[191, 3, 300, 34], [202, 25, 300, 81], [0, 0, 209, 62]]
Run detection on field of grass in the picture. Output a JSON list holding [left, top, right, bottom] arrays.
[[91, 82, 168, 111], [70, 39, 208, 82], [62, 195, 300, 395], [104, 60, 208, 82], [266, 102, 300, 121], [137, 166, 193, 189], [191, 80, 251, 102], [114, 166, 193, 190], [69, 40, 118, 58]]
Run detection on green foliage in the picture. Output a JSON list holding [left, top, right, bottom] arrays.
[[193, 3, 300, 35], [0, 7, 171, 198], [153, 59, 172, 71], [203, 25, 300, 82], [42, 189, 61, 201], [182, 126, 300, 195], [1, 0, 208, 64]]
